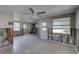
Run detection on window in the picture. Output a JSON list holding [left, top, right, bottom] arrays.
[[13, 22, 20, 31], [41, 22, 47, 31], [52, 17, 71, 34], [42, 28, 47, 31], [42, 22, 47, 27], [23, 24, 27, 29]]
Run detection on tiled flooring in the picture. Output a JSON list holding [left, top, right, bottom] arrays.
[[0, 34, 77, 54]]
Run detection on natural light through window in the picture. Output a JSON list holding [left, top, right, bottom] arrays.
[[13, 22, 20, 31], [23, 24, 27, 29], [52, 17, 71, 34], [42, 22, 47, 27], [42, 28, 47, 31], [41, 22, 47, 31]]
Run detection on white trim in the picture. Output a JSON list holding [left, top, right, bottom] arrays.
[[48, 40, 74, 47], [0, 44, 12, 49]]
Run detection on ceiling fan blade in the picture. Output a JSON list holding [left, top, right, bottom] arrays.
[[29, 8, 35, 14], [37, 11, 46, 14]]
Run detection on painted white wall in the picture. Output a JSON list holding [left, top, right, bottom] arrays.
[[0, 12, 13, 28], [75, 8, 79, 52], [76, 8, 79, 29]]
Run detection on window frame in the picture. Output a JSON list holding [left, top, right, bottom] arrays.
[[52, 16, 72, 35]]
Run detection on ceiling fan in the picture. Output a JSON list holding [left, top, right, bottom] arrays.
[[29, 8, 46, 18]]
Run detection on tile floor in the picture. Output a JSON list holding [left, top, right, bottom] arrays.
[[0, 34, 77, 54]]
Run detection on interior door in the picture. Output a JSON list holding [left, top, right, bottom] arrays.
[[40, 21, 48, 40], [6, 28, 13, 44]]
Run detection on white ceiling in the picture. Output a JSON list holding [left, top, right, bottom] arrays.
[[0, 5, 78, 22]]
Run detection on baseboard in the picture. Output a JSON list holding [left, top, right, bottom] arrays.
[[0, 44, 12, 48], [48, 40, 74, 46], [74, 46, 78, 54], [40, 39, 77, 53]]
